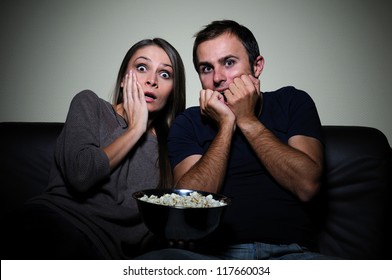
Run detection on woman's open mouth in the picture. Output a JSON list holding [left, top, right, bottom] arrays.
[[144, 92, 157, 102]]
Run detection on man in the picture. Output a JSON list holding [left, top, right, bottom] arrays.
[[140, 20, 327, 260]]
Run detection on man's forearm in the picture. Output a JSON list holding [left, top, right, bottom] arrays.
[[176, 124, 234, 193], [238, 118, 323, 201]]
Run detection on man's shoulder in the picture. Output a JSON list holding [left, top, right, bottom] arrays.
[[172, 105, 214, 130], [177, 106, 202, 120], [265, 86, 307, 97], [183, 106, 201, 114], [264, 86, 312, 103]]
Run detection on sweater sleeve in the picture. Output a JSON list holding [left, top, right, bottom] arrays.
[[55, 90, 110, 193]]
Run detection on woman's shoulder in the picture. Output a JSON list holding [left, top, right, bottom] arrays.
[[69, 90, 108, 109], [65, 90, 112, 121], [72, 90, 101, 103]]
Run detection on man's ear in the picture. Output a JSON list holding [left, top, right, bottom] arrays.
[[253, 55, 264, 78]]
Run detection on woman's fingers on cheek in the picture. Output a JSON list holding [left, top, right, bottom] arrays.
[[123, 74, 129, 103], [136, 81, 145, 102], [131, 71, 138, 97], [123, 73, 129, 89], [133, 73, 145, 102], [126, 73, 132, 96]]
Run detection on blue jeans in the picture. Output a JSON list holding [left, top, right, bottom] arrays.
[[136, 242, 336, 260], [215, 242, 333, 260]]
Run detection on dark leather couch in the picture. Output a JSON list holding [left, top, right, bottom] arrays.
[[1, 122, 391, 259]]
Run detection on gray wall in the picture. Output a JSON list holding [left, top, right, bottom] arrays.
[[1, 0, 391, 144]]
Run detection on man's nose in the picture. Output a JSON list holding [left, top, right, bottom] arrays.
[[213, 67, 225, 87]]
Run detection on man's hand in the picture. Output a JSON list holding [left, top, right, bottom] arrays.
[[224, 74, 262, 126], [199, 89, 236, 129]]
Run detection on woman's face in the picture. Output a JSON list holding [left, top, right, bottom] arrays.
[[125, 45, 174, 114]]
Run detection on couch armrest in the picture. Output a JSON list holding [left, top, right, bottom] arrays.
[[0, 122, 64, 219], [314, 126, 391, 259]]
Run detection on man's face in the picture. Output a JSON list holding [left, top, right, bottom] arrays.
[[196, 33, 254, 92]]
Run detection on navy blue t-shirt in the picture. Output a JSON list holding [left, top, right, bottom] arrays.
[[167, 86, 323, 247]]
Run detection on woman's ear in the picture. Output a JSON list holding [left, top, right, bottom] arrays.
[[253, 55, 264, 78]]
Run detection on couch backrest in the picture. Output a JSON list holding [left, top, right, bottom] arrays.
[[0, 122, 391, 259], [0, 122, 64, 219]]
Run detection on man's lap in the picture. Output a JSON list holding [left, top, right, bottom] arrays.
[[136, 242, 336, 260]]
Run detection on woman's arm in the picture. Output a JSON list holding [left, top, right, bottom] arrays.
[[103, 71, 148, 170], [59, 71, 148, 193]]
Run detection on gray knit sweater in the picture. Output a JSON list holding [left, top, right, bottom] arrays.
[[33, 90, 159, 259]]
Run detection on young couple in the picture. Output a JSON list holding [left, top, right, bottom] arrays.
[[2, 20, 329, 260]]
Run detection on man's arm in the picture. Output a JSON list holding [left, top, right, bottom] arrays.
[[226, 75, 323, 202], [174, 123, 234, 193], [173, 89, 236, 194], [237, 116, 323, 202]]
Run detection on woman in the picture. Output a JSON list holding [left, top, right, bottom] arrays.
[[2, 38, 186, 259]]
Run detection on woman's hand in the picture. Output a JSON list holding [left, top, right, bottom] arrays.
[[122, 70, 148, 133], [103, 71, 149, 170]]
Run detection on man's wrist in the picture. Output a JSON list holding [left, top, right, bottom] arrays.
[[237, 115, 259, 131]]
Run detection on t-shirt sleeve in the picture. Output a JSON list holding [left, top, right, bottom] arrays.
[[286, 88, 323, 143], [167, 109, 204, 169]]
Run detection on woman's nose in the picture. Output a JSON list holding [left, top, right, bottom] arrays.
[[145, 75, 158, 88]]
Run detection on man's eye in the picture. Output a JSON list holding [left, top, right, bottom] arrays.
[[225, 59, 235, 67], [201, 66, 212, 73], [136, 65, 147, 72]]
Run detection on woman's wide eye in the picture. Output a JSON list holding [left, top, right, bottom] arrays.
[[136, 65, 147, 72], [160, 71, 171, 79]]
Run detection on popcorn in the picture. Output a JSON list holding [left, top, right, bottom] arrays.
[[139, 191, 226, 208]]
